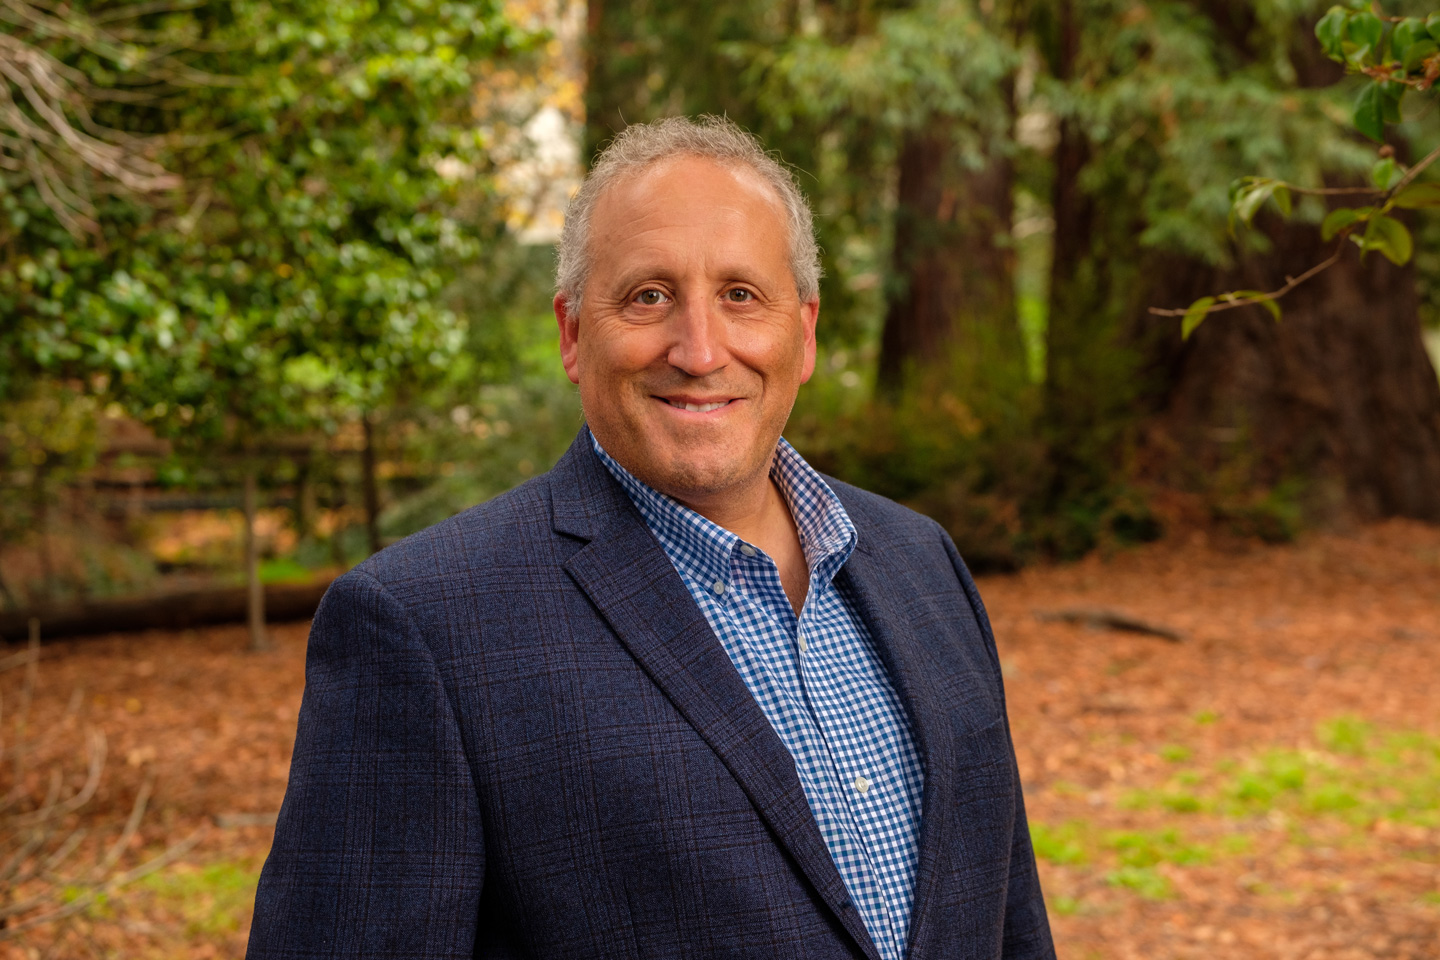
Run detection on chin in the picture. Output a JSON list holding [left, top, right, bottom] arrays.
[[650, 455, 744, 500]]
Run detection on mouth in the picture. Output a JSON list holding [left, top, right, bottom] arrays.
[[658, 397, 736, 413]]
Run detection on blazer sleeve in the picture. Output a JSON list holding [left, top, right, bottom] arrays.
[[941, 530, 1057, 960], [247, 569, 485, 959]]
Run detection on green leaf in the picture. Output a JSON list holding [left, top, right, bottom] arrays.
[[1354, 83, 1384, 141], [1343, 41, 1374, 68], [1427, 12, 1440, 42], [1361, 214, 1413, 265], [1347, 12, 1383, 53], [1182, 297, 1215, 340], [1402, 38, 1436, 72], [1381, 81, 1404, 122], [1392, 18, 1423, 64], [1392, 183, 1440, 208], [1316, 6, 1349, 59], [1272, 184, 1292, 217], [1232, 179, 1275, 229], [1321, 206, 1368, 240], [1370, 157, 1401, 190], [1224, 291, 1281, 322]]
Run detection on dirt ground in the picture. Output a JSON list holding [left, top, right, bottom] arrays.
[[3, 520, 1438, 959]]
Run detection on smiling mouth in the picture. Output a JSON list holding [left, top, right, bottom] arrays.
[[661, 398, 733, 413]]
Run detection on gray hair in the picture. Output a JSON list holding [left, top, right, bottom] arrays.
[[556, 115, 821, 310]]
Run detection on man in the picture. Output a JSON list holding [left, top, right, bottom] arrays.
[[249, 116, 1053, 960]]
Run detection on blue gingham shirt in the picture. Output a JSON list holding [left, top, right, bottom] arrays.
[[594, 433, 925, 960]]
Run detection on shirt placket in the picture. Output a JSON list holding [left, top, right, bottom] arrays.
[[795, 552, 907, 960]]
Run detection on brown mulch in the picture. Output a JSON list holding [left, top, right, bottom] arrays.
[[3, 520, 1438, 959]]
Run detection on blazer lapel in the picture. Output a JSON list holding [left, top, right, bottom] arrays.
[[836, 536, 958, 960], [549, 433, 882, 960]]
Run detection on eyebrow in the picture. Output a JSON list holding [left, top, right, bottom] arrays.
[[604, 266, 780, 295]]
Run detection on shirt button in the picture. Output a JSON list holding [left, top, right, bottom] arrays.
[[739, 544, 757, 557], [711, 579, 726, 596], [854, 775, 871, 795], [798, 636, 808, 653]]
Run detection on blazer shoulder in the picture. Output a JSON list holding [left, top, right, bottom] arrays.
[[823, 474, 948, 543], [351, 472, 560, 589]]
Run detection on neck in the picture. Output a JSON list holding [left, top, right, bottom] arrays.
[[676, 473, 790, 547]]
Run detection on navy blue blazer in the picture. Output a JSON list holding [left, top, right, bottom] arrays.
[[248, 431, 1054, 959]]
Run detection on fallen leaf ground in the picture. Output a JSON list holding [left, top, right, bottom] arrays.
[[3, 520, 1437, 959]]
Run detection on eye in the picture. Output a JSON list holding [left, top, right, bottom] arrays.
[[634, 288, 669, 306], [725, 288, 754, 303]]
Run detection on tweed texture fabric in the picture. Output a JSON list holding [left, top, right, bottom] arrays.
[[593, 434, 924, 960], [247, 429, 1055, 960]]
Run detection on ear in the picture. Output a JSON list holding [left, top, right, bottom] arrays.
[[798, 297, 820, 384], [554, 292, 581, 385]]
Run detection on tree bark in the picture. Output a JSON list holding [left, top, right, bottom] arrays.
[[361, 415, 382, 556], [877, 121, 1018, 391], [1139, 221, 1440, 521], [242, 465, 269, 651], [1042, 0, 1132, 513], [293, 453, 315, 541], [582, 0, 617, 164], [31, 461, 52, 604]]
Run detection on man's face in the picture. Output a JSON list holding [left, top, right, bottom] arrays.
[[555, 156, 819, 507]]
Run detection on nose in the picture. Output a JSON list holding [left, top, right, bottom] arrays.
[[665, 294, 728, 377]]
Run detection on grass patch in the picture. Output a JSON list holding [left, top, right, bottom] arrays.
[[1115, 719, 1440, 829], [1105, 866, 1172, 899], [1119, 786, 1207, 814], [1049, 895, 1083, 916], [1194, 710, 1220, 726], [1106, 828, 1211, 868], [1317, 715, 1373, 755], [139, 860, 261, 937], [259, 556, 315, 585], [1159, 744, 1193, 763], [1031, 821, 1089, 865]]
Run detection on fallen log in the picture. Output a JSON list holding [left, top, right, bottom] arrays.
[[0, 578, 335, 643], [1033, 607, 1186, 642]]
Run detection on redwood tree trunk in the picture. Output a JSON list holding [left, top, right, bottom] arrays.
[[1042, 0, 1130, 513], [1133, 4, 1440, 522], [877, 121, 1018, 391], [1139, 221, 1440, 521]]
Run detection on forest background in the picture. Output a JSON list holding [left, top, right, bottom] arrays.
[[3, 1, 1440, 955], [3, 0, 1440, 625]]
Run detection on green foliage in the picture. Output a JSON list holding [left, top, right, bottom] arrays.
[[4, 0, 533, 452], [790, 339, 1046, 571], [1178, 2, 1440, 329]]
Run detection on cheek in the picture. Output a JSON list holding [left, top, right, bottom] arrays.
[[578, 328, 660, 395]]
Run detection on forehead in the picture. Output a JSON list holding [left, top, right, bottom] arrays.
[[587, 156, 790, 252]]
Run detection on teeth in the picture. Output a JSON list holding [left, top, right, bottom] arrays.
[[668, 400, 727, 412]]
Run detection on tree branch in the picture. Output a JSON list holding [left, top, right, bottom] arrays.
[[1148, 247, 1345, 318]]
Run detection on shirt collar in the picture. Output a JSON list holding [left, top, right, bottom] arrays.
[[590, 428, 858, 587]]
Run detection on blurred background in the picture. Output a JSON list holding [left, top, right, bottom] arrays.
[[2, 0, 1438, 957]]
